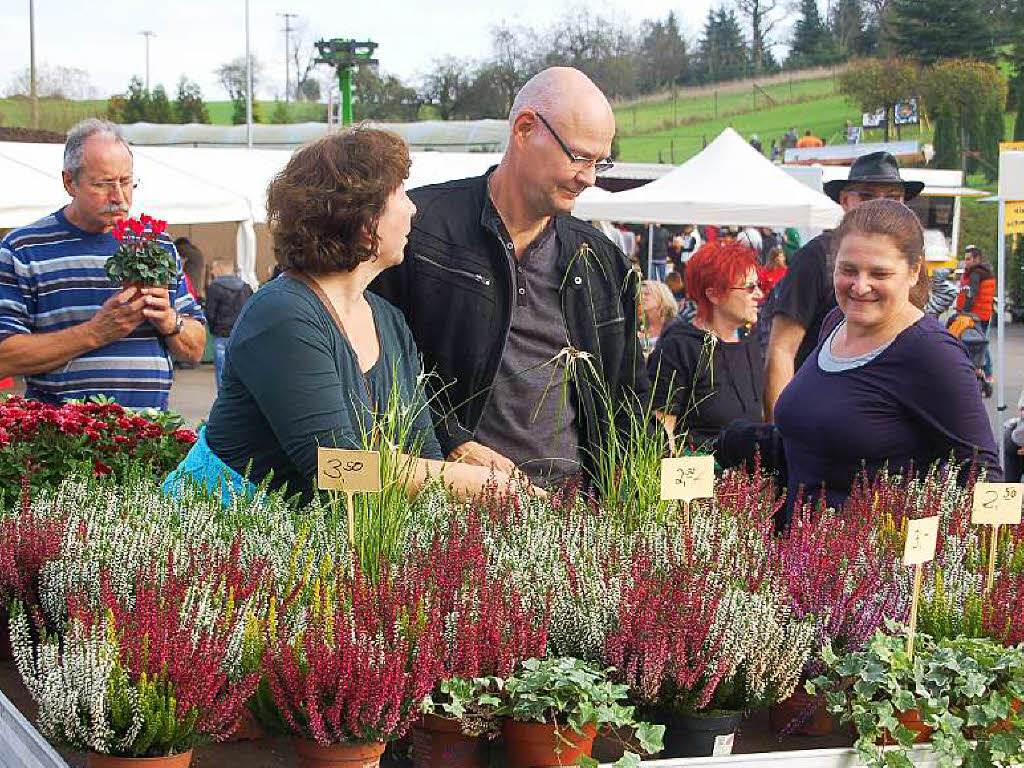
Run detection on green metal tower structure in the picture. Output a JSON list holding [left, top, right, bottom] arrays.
[[315, 38, 378, 125]]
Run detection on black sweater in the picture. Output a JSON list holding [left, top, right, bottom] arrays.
[[647, 320, 764, 452]]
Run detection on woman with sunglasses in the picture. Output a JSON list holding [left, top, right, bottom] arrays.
[[647, 240, 764, 454]]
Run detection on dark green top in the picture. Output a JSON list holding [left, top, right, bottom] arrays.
[[206, 274, 442, 499]]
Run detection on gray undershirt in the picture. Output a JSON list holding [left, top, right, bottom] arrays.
[[473, 222, 581, 487], [818, 320, 893, 372]]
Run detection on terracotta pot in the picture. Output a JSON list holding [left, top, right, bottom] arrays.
[[769, 688, 835, 736], [412, 714, 484, 768], [86, 751, 192, 768], [293, 739, 385, 768], [878, 708, 932, 745], [502, 720, 597, 768]]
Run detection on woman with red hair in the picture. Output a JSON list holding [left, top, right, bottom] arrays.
[[647, 239, 764, 453]]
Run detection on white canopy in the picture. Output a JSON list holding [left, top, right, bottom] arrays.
[[573, 128, 844, 229], [0, 143, 503, 287]]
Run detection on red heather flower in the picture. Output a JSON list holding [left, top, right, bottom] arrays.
[[606, 542, 729, 710], [80, 550, 264, 743], [0, 481, 67, 607], [267, 563, 448, 745]]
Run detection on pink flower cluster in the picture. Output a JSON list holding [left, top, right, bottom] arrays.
[[0, 478, 67, 608]]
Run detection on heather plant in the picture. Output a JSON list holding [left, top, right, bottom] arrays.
[[263, 561, 448, 745], [12, 544, 264, 756], [0, 479, 67, 616]]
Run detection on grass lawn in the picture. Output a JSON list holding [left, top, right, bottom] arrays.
[[613, 74, 841, 138]]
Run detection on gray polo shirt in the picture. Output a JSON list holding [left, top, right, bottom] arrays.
[[473, 219, 581, 487]]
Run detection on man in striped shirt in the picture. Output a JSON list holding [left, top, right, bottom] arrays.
[[0, 119, 206, 410]]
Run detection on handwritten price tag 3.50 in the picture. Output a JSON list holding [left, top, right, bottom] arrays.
[[317, 448, 381, 493], [972, 482, 1023, 526], [661, 456, 715, 502], [903, 515, 940, 566]]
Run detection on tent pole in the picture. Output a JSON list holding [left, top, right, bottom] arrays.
[[997, 198, 1006, 467], [647, 223, 653, 280]]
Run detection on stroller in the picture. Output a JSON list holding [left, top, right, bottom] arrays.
[[947, 312, 992, 398]]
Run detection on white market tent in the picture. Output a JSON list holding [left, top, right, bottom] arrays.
[[0, 142, 503, 286], [573, 127, 844, 230]]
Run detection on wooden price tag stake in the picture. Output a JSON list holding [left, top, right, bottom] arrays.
[[317, 448, 382, 549], [661, 455, 715, 525], [902, 515, 939, 660], [971, 483, 1023, 592]]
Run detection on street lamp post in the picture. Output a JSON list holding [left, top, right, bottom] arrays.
[[245, 0, 253, 148], [29, 0, 38, 129], [139, 30, 156, 91]]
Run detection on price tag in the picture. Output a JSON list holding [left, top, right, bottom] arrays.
[[317, 448, 381, 493], [971, 483, 1023, 526], [902, 516, 939, 566], [660, 456, 715, 502]]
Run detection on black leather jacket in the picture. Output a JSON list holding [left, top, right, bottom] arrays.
[[371, 170, 650, 477]]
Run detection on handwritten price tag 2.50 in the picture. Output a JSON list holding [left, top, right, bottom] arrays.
[[971, 482, 1023, 526], [317, 448, 381, 493], [903, 515, 940, 566], [661, 456, 715, 502]]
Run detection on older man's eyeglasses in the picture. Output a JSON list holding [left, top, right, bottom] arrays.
[[535, 112, 614, 175]]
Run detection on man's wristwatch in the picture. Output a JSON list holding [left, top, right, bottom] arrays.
[[164, 311, 185, 337]]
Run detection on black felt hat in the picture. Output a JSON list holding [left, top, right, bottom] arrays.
[[823, 151, 924, 203]]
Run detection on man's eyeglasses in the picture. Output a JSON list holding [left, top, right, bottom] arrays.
[[87, 177, 139, 193], [535, 112, 614, 175]]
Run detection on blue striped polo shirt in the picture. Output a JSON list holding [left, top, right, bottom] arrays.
[[0, 209, 206, 410]]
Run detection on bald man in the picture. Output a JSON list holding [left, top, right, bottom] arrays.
[[372, 67, 649, 488]]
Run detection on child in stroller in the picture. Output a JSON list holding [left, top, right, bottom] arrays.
[[947, 311, 992, 398]]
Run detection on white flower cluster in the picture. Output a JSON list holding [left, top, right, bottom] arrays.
[[712, 586, 816, 708], [11, 610, 133, 753]]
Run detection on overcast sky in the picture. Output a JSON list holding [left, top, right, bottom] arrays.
[[2, 0, 747, 101]]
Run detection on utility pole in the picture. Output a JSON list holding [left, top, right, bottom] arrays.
[[139, 30, 156, 91], [245, 0, 253, 148], [29, 0, 38, 129], [278, 12, 297, 102]]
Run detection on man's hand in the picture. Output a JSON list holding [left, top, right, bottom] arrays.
[[446, 440, 518, 475], [140, 287, 178, 335], [85, 287, 147, 346]]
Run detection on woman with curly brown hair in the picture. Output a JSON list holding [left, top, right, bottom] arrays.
[[167, 127, 528, 502]]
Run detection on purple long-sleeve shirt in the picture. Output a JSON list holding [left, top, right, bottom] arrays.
[[775, 313, 1002, 512]]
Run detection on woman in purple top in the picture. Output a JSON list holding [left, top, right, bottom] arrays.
[[775, 200, 1001, 520]]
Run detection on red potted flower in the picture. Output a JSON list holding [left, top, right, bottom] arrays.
[[105, 214, 178, 292]]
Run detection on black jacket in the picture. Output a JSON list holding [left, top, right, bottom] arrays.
[[371, 171, 650, 476], [205, 274, 253, 338], [647, 319, 763, 453]]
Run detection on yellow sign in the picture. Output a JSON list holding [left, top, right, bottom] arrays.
[[972, 482, 1023, 526], [1006, 201, 1024, 236], [1000, 141, 1024, 153], [902, 515, 940, 566], [316, 448, 382, 492], [660, 456, 715, 502]]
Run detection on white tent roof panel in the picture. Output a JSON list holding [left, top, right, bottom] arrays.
[[573, 128, 844, 229]]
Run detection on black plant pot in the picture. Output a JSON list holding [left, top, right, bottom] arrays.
[[662, 710, 742, 757]]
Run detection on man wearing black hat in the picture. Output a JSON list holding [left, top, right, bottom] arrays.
[[763, 151, 924, 420]]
